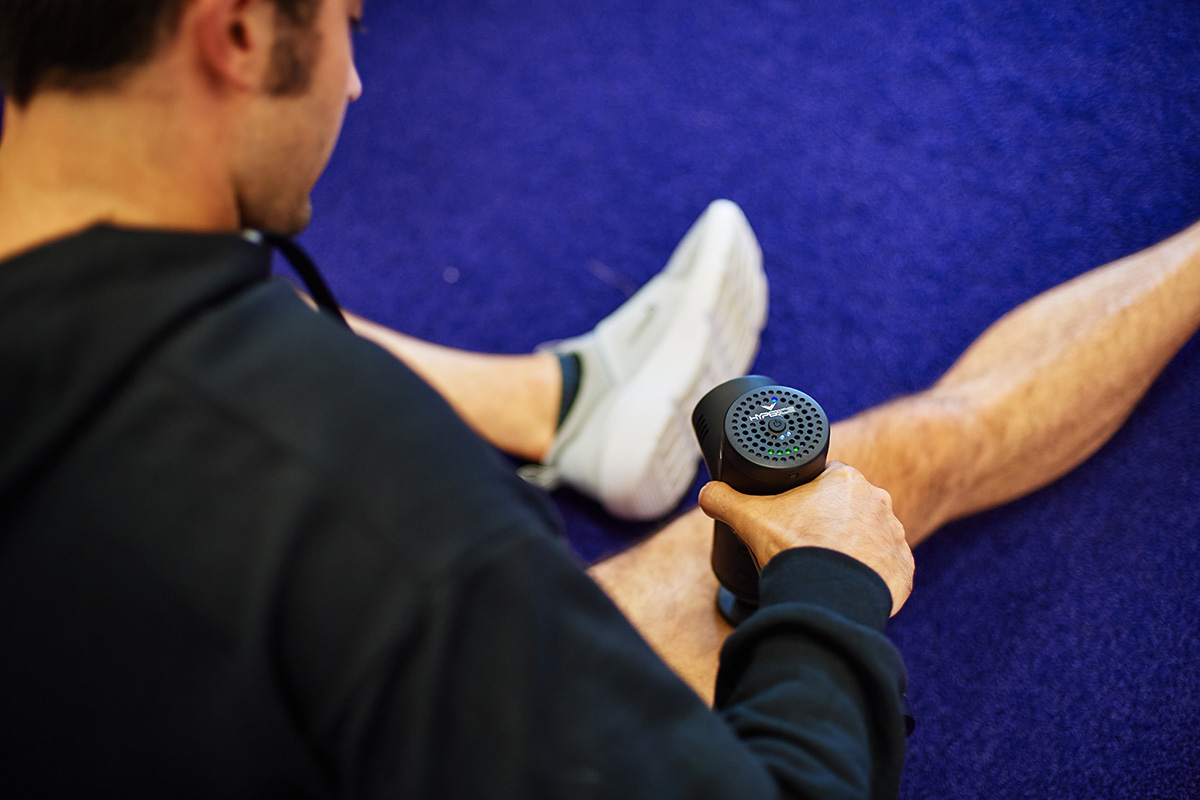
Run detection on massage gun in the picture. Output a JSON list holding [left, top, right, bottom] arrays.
[[692, 378, 915, 733], [691, 376, 830, 626]]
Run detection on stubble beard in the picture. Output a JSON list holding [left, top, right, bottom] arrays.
[[238, 191, 314, 237], [239, 16, 322, 236]]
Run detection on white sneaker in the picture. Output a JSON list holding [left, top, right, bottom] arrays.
[[519, 200, 768, 521]]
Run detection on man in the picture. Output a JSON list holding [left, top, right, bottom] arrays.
[[1, 1, 1197, 798], [0, 1, 913, 798]]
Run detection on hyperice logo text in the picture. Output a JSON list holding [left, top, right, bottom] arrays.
[[748, 406, 798, 423]]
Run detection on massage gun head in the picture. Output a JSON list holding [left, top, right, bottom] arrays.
[[693, 376, 830, 494]]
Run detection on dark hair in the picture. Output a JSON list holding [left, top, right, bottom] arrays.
[[0, 0, 321, 106]]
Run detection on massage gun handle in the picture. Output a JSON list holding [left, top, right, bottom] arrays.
[[711, 452, 828, 607], [712, 521, 762, 605]]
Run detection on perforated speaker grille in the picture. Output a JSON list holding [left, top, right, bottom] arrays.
[[725, 386, 828, 466]]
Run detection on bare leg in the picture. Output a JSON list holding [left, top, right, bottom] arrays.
[[592, 220, 1200, 702], [341, 222, 1200, 700], [347, 313, 561, 463]]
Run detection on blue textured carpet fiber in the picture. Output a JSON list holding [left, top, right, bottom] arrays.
[[294, 0, 1200, 796]]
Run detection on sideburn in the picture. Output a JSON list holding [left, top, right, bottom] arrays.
[[265, 22, 322, 96]]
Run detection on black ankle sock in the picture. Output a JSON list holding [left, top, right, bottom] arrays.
[[556, 352, 582, 428]]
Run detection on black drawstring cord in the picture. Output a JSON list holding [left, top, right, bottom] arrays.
[[258, 231, 350, 328]]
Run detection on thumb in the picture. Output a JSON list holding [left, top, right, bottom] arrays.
[[698, 481, 754, 529]]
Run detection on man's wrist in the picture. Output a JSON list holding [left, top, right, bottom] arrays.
[[758, 547, 894, 632]]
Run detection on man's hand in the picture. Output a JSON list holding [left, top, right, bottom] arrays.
[[698, 462, 914, 616]]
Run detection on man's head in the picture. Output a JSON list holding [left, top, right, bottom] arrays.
[[0, 0, 322, 106], [0, 0, 363, 236]]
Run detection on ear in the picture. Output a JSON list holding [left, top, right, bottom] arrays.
[[191, 0, 278, 92]]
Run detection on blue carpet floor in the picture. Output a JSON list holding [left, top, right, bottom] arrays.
[[297, 1, 1200, 796]]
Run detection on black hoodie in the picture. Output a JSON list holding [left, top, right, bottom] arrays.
[[0, 226, 907, 799]]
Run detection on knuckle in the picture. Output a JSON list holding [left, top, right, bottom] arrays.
[[829, 462, 858, 480], [842, 463, 865, 481]]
